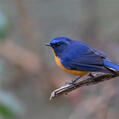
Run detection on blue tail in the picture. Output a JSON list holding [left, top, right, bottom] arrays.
[[104, 61, 119, 71]]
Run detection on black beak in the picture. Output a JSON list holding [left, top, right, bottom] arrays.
[[45, 43, 51, 46]]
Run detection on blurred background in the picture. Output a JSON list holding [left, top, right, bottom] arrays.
[[0, 0, 119, 119]]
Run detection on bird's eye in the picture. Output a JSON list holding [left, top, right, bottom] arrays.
[[55, 43, 61, 46]]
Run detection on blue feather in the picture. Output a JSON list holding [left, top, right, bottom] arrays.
[[104, 61, 119, 71], [50, 37, 119, 73]]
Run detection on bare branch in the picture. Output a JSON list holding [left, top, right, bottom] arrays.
[[50, 72, 119, 100]]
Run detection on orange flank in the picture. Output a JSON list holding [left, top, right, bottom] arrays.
[[52, 49, 88, 76]]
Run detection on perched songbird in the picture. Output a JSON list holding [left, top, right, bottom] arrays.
[[46, 37, 119, 77]]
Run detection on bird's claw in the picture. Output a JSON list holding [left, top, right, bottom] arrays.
[[65, 77, 80, 85], [88, 73, 95, 78]]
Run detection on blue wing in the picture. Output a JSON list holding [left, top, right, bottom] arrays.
[[61, 41, 114, 73]]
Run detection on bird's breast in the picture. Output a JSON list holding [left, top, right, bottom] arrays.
[[52, 49, 88, 76]]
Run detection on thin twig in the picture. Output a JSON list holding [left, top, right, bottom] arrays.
[[50, 72, 119, 100]]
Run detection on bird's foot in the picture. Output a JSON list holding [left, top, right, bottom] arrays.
[[65, 76, 81, 85], [88, 73, 95, 78]]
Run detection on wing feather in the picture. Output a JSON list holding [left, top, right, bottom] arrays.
[[61, 42, 111, 73]]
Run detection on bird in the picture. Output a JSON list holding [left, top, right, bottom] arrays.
[[46, 37, 119, 80]]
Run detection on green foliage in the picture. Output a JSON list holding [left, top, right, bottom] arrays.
[[0, 104, 16, 119], [0, 91, 24, 119], [0, 11, 11, 40]]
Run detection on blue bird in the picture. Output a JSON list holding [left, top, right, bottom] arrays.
[[46, 37, 119, 77]]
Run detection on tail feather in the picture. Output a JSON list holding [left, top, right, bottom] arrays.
[[104, 61, 119, 71]]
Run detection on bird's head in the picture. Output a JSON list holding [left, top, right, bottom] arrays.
[[46, 37, 72, 57]]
